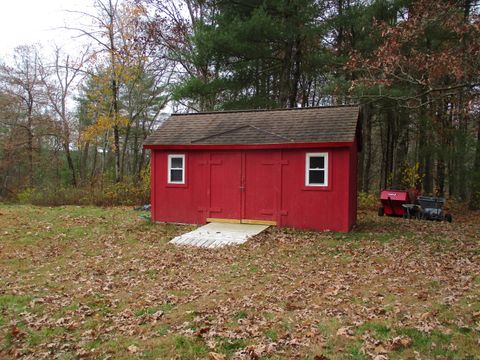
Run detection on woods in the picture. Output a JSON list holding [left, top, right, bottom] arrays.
[[0, 0, 479, 207]]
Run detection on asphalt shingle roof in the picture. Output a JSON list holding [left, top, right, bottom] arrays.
[[144, 106, 360, 146]]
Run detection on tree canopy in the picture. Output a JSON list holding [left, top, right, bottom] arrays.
[[0, 0, 479, 207]]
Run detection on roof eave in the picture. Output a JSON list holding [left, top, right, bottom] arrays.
[[143, 141, 355, 150]]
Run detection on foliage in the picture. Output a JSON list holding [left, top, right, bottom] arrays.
[[357, 192, 378, 210], [400, 162, 424, 190], [1, 0, 480, 206], [15, 177, 149, 206]]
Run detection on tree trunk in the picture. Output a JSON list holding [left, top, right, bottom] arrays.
[[382, 108, 395, 189], [64, 143, 77, 187], [27, 129, 34, 187], [279, 41, 293, 107], [394, 125, 409, 188], [80, 141, 90, 184], [90, 146, 98, 185], [289, 36, 302, 108], [361, 103, 372, 192], [108, 0, 121, 183], [419, 108, 433, 194], [120, 123, 132, 179], [469, 115, 480, 209]]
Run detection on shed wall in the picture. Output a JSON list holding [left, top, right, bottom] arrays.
[[151, 147, 356, 232]]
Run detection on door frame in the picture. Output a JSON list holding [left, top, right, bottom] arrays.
[[206, 150, 278, 226]]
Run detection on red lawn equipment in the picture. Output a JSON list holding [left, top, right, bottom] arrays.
[[378, 189, 452, 222], [378, 190, 411, 217]]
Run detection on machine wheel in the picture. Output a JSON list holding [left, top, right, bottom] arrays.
[[378, 207, 384, 216], [415, 211, 422, 220], [445, 214, 452, 223]]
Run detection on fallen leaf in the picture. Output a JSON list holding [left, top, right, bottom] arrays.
[[127, 345, 139, 353], [336, 327, 353, 337], [209, 352, 226, 360]]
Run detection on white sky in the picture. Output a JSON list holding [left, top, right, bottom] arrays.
[[0, 0, 95, 58]]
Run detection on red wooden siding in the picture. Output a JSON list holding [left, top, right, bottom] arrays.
[[209, 152, 242, 220], [150, 146, 357, 232], [243, 151, 279, 223]]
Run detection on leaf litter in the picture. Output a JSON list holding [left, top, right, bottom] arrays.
[[0, 205, 479, 359]]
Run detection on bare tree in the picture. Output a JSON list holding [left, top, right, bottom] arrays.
[[39, 46, 91, 187], [0, 46, 46, 186], [65, 0, 126, 182]]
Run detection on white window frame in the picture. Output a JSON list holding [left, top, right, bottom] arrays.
[[168, 154, 185, 184], [305, 152, 328, 187]]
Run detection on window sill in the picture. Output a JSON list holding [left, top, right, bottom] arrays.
[[166, 183, 188, 188], [302, 185, 331, 191]]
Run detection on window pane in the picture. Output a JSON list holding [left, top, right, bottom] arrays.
[[309, 170, 325, 184], [310, 156, 324, 169], [171, 157, 183, 169], [170, 169, 183, 182]]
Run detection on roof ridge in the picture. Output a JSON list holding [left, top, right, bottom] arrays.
[[191, 125, 250, 143], [171, 105, 359, 117], [191, 124, 292, 144], [248, 125, 293, 142]]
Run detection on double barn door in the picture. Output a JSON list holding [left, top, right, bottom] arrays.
[[205, 151, 281, 225]]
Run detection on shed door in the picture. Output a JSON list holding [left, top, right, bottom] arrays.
[[243, 151, 278, 223], [207, 151, 279, 224], [208, 152, 242, 220]]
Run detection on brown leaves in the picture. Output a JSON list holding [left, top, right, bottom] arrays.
[[314, 355, 330, 360], [208, 352, 226, 360], [127, 344, 139, 353], [10, 324, 25, 339], [238, 342, 278, 359], [1, 205, 479, 358], [336, 327, 354, 337], [390, 336, 412, 350]]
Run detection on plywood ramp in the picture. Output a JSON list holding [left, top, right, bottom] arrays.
[[170, 222, 269, 248]]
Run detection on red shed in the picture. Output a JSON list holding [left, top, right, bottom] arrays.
[[144, 106, 361, 232]]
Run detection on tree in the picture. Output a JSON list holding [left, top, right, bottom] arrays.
[[39, 46, 91, 187], [348, 0, 480, 198], [148, 0, 330, 110], [0, 46, 50, 187], [69, 0, 170, 182]]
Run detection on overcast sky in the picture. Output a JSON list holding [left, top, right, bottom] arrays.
[[0, 0, 95, 58]]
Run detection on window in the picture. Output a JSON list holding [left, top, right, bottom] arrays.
[[305, 153, 328, 186], [168, 154, 185, 184]]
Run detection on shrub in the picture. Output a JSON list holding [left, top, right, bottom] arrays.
[[358, 192, 378, 210], [15, 176, 150, 207]]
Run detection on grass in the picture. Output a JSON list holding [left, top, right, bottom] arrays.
[[27, 327, 66, 347], [216, 337, 246, 356], [0, 295, 32, 313], [265, 329, 278, 341], [233, 310, 248, 321], [173, 335, 209, 359], [134, 303, 175, 317], [356, 321, 391, 340], [395, 328, 456, 358], [0, 204, 479, 359]]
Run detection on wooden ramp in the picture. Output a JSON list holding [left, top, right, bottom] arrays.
[[170, 222, 269, 248]]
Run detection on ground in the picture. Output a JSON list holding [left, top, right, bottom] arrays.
[[0, 205, 479, 360]]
